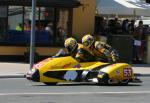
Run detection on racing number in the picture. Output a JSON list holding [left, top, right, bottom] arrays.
[[123, 68, 132, 77]]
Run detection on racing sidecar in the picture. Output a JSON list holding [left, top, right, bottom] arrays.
[[26, 56, 142, 85]]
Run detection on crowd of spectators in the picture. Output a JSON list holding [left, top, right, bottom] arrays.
[[15, 20, 67, 44], [95, 16, 150, 63], [95, 16, 150, 36]]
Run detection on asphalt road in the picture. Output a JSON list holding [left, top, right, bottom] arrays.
[[0, 77, 150, 103]]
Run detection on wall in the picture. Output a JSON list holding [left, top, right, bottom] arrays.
[[147, 35, 150, 63], [72, 0, 96, 40], [0, 0, 96, 58], [0, 46, 62, 56]]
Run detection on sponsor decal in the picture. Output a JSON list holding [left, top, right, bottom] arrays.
[[63, 63, 71, 68], [102, 64, 117, 70], [34, 58, 53, 68], [63, 71, 78, 81], [110, 64, 117, 67], [73, 64, 81, 68], [34, 63, 43, 69], [116, 70, 120, 75]]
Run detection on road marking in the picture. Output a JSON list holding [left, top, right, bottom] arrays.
[[0, 91, 150, 96]]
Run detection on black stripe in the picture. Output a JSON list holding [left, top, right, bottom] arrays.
[[91, 63, 113, 71], [43, 70, 83, 82]]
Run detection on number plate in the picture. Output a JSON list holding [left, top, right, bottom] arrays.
[[123, 68, 133, 77]]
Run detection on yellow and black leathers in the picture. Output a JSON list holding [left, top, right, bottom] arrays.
[[54, 43, 96, 62], [90, 41, 119, 63], [71, 43, 96, 62]]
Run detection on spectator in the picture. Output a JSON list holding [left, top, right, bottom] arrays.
[[45, 23, 53, 35], [128, 20, 135, 35], [24, 21, 31, 30], [16, 23, 23, 31], [122, 19, 129, 34], [95, 16, 104, 35], [144, 25, 150, 35], [115, 18, 122, 34], [133, 20, 145, 63], [108, 19, 116, 34], [122, 19, 126, 33], [57, 26, 67, 43], [99, 17, 107, 36]]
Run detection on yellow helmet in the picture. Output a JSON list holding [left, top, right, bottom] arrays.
[[64, 37, 78, 52], [82, 34, 94, 48]]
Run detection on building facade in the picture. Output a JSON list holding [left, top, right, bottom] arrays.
[[0, 0, 96, 61]]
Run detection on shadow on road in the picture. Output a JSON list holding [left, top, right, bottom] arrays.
[[32, 83, 142, 87]]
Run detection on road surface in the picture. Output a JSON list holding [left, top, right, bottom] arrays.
[[0, 77, 150, 103]]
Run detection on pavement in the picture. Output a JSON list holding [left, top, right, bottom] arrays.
[[0, 62, 150, 78], [0, 62, 28, 78]]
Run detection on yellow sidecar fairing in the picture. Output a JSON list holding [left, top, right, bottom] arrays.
[[26, 56, 141, 85], [97, 63, 136, 85]]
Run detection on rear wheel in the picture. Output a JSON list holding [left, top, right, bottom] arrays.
[[43, 82, 57, 85], [97, 73, 109, 85]]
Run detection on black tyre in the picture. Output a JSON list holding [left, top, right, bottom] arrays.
[[97, 73, 109, 85]]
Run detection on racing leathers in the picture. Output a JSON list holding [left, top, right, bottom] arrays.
[[54, 43, 96, 62], [91, 41, 119, 63]]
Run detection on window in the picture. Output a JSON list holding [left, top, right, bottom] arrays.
[[8, 6, 23, 30], [1, 5, 72, 46], [56, 8, 69, 43]]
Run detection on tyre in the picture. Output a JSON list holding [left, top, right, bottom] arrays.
[[97, 73, 109, 85]]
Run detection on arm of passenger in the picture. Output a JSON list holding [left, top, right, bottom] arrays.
[[75, 51, 86, 62], [53, 49, 70, 58]]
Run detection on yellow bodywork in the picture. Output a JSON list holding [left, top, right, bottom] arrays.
[[33, 56, 108, 83], [98, 63, 134, 83], [32, 56, 135, 84]]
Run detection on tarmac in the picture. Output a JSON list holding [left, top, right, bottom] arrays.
[[0, 62, 150, 78]]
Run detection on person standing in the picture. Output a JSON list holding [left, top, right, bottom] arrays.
[[133, 20, 145, 63], [16, 23, 23, 31]]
